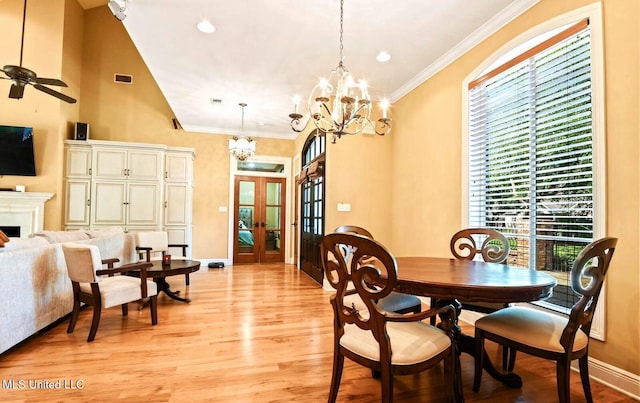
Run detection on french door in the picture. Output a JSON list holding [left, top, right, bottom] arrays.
[[233, 176, 286, 264], [299, 174, 324, 284]]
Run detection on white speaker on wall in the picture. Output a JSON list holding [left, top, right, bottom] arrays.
[[75, 122, 89, 141]]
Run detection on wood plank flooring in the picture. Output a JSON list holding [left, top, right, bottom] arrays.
[[0, 263, 633, 402]]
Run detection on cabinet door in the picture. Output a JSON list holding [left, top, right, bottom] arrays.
[[64, 180, 91, 226], [92, 181, 127, 225], [164, 183, 190, 226], [128, 150, 162, 181], [165, 152, 192, 182], [66, 147, 92, 178], [93, 148, 127, 179], [127, 182, 160, 226]]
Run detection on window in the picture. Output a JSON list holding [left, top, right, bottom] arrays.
[[467, 19, 597, 312]]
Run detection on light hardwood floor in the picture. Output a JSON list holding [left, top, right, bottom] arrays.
[[0, 263, 633, 402]]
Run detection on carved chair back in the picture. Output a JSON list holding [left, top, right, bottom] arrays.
[[322, 233, 397, 336], [450, 228, 509, 263], [563, 237, 617, 349]]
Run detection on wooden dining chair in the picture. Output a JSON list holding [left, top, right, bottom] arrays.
[[321, 233, 459, 402], [334, 225, 422, 314], [473, 237, 617, 403], [431, 228, 513, 368], [62, 243, 158, 342]]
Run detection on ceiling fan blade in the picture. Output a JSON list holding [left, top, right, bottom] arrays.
[[9, 83, 26, 99], [33, 83, 76, 104], [35, 77, 68, 87]]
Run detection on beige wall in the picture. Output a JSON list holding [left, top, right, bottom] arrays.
[[0, 0, 636, 378], [386, 0, 639, 374]]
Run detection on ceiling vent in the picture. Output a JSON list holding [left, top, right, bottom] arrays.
[[114, 74, 133, 84]]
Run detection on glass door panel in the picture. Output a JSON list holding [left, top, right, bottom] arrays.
[[236, 179, 256, 259], [261, 178, 285, 262]]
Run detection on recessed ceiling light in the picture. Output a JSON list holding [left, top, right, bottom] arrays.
[[376, 51, 391, 63], [197, 19, 216, 34]]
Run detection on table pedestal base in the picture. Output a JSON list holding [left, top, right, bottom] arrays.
[[437, 299, 523, 390], [156, 278, 191, 303]]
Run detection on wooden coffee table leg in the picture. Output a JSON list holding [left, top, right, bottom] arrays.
[[156, 277, 191, 303]]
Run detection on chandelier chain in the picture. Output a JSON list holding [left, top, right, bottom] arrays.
[[339, 0, 344, 66], [287, 0, 392, 139]]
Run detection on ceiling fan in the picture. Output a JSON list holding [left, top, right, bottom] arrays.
[[1, 0, 76, 104]]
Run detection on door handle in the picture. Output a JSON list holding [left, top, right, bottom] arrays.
[[261, 222, 266, 227]]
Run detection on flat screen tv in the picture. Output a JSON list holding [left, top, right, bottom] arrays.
[[0, 125, 36, 176]]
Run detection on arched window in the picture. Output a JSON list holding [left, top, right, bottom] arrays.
[[302, 129, 325, 166], [464, 13, 604, 320]]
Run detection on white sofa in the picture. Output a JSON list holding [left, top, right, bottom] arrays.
[[0, 227, 136, 354]]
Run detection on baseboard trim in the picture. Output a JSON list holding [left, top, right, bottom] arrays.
[[583, 357, 640, 401], [456, 309, 640, 400]]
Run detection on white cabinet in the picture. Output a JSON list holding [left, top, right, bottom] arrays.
[[163, 149, 194, 257], [65, 146, 92, 178], [164, 183, 190, 225], [64, 140, 194, 238], [165, 152, 192, 182], [64, 145, 92, 228], [91, 181, 160, 227], [93, 148, 162, 181], [64, 179, 91, 227]]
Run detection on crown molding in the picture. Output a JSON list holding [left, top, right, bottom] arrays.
[[392, 0, 540, 102]]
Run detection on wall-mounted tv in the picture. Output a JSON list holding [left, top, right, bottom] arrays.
[[0, 126, 36, 176]]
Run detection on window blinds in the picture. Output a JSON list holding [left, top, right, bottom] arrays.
[[468, 19, 593, 243]]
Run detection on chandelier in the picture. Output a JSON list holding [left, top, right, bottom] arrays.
[[229, 103, 256, 161], [288, 0, 391, 143]]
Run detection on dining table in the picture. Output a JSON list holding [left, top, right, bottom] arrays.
[[378, 256, 557, 395]]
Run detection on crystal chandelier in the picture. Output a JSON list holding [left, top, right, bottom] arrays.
[[288, 0, 391, 143], [229, 103, 256, 161]]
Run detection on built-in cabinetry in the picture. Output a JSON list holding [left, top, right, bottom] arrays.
[[64, 140, 194, 256]]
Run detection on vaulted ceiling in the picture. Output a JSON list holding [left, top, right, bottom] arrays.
[[78, 0, 539, 139]]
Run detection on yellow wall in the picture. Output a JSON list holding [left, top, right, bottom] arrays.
[[324, 133, 394, 247], [0, 0, 82, 230], [0, 0, 636, 378], [387, 0, 639, 374]]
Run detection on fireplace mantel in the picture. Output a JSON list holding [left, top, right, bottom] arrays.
[[0, 192, 54, 237]]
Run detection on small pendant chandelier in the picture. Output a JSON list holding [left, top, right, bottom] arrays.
[[229, 103, 256, 161], [288, 0, 391, 143]]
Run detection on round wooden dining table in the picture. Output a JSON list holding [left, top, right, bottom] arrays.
[[379, 256, 557, 393], [393, 256, 556, 303]]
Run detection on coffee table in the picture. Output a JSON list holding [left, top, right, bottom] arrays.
[[128, 259, 201, 303]]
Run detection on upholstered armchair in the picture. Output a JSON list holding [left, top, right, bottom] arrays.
[[135, 231, 190, 284], [62, 243, 158, 342]]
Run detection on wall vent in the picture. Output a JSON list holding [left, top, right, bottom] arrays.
[[114, 74, 133, 84]]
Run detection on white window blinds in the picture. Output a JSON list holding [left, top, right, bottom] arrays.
[[468, 19, 593, 271]]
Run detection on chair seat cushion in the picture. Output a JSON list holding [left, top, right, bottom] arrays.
[[377, 292, 421, 313], [340, 321, 451, 365], [80, 276, 157, 308], [475, 306, 588, 353]]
